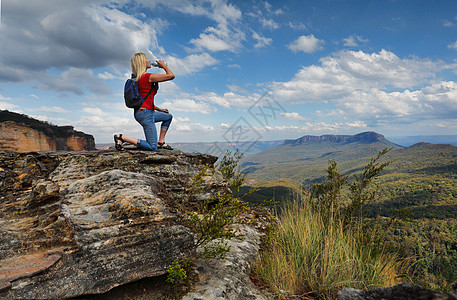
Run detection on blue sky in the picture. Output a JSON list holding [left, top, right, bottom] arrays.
[[0, 0, 456, 144]]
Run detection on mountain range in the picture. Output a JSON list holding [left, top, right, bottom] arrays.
[[97, 133, 457, 154], [241, 132, 402, 182], [237, 131, 457, 221]]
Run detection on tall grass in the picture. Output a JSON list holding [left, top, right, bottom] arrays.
[[254, 198, 400, 300]]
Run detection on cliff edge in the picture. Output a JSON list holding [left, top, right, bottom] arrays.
[[0, 149, 229, 299], [0, 110, 95, 152]]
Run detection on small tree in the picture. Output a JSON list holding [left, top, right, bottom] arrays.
[[217, 149, 246, 193], [343, 148, 392, 228], [176, 150, 248, 260], [310, 159, 349, 227], [309, 148, 392, 231]]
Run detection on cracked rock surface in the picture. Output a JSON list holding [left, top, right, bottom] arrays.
[[0, 149, 225, 299], [183, 224, 267, 300]]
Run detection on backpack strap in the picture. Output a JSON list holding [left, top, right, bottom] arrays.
[[144, 84, 154, 100]]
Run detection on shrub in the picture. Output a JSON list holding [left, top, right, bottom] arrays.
[[175, 150, 248, 260], [254, 149, 402, 299], [167, 258, 191, 284]]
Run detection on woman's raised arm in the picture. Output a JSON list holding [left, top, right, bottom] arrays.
[[149, 60, 175, 83]]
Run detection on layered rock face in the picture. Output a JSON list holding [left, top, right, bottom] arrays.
[[0, 111, 95, 152], [0, 149, 225, 299], [284, 131, 389, 145]]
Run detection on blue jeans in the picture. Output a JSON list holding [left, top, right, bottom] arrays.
[[134, 108, 173, 151]]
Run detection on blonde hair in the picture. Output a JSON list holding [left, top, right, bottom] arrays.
[[131, 52, 148, 82]]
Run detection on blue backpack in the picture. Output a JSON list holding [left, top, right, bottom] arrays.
[[124, 74, 158, 109]]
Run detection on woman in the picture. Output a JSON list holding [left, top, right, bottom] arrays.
[[114, 52, 175, 151]]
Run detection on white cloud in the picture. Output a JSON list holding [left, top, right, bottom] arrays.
[[0, 1, 161, 96], [189, 24, 245, 52], [335, 81, 457, 124], [443, 20, 454, 27], [191, 32, 232, 52], [343, 35, 369, 47], [252, 31, 273, 48], [165, 0, 241, 25], [287, 34, 324, 53], [165, 53, 219, 76], [98, 71, 124, 80], [249, 121, 368, 136], [273, 49, 446, 103], [281, 112, 306, 121], [0, 2, 159, 75], [447, 40, 457, 50], [0, 95, 13, 101], [173, 116, 215, 133], [37, 106, 70, 113], [271, 49, 456, 128], [0, 101, 18, 110], [161, 99, 216, 114], [82, 107, 108, 116], [73, 115, 141, 143], [194, 92, 230, 108], [288, 22, 307, 31], [299, 121, 368, 132], [261, 18, 279, 30], [228, 64, 241, 69], [194, 91, 258, 108], [41, 68, 113, 96]]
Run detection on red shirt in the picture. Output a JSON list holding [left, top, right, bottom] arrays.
[[138, 73, 157, 110]]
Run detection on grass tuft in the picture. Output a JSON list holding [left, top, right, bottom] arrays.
[[254, 199, 401, 299]]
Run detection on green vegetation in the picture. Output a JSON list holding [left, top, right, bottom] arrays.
[[177, 174, 246, 260], [254, 151, 401, 299], [174, 150, 249, 261], [254, 200, 400, 299], [166, 258, 191, 284], [384, 219, 457, 292], [170, 141, 457, 294], [241, 133, 400, 182], [167, 150, 251, 284], [244, 142, 457, 293]]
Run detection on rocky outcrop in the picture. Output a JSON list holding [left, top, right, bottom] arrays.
[[184, 224, 267, 300], [0, 149, 228, 299], [337, 283, 457, 300], [0, 110, 95, 152]]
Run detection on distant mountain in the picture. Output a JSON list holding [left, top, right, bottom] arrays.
[[97, 132, 457, 157], [241, 132, 401, 181], [387, 135, 457, 146], [171, 140, 284, 156], [97, 140, 285, 156], [284, 131, 393, 145]]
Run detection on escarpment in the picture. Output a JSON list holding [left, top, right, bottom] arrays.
[[0, 110, 95, 152], [0, 149, 227, 299]]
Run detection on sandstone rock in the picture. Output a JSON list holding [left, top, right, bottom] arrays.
[[183, 224, 267, 300], [0, 110, 95, 152], [0, 149, 224, 299], [337, 282, 456, 300]]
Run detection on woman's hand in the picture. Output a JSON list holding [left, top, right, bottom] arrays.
[[155, 107, 169, 113], [149, 60, 175, 83], [156, 60, 166, 69]]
